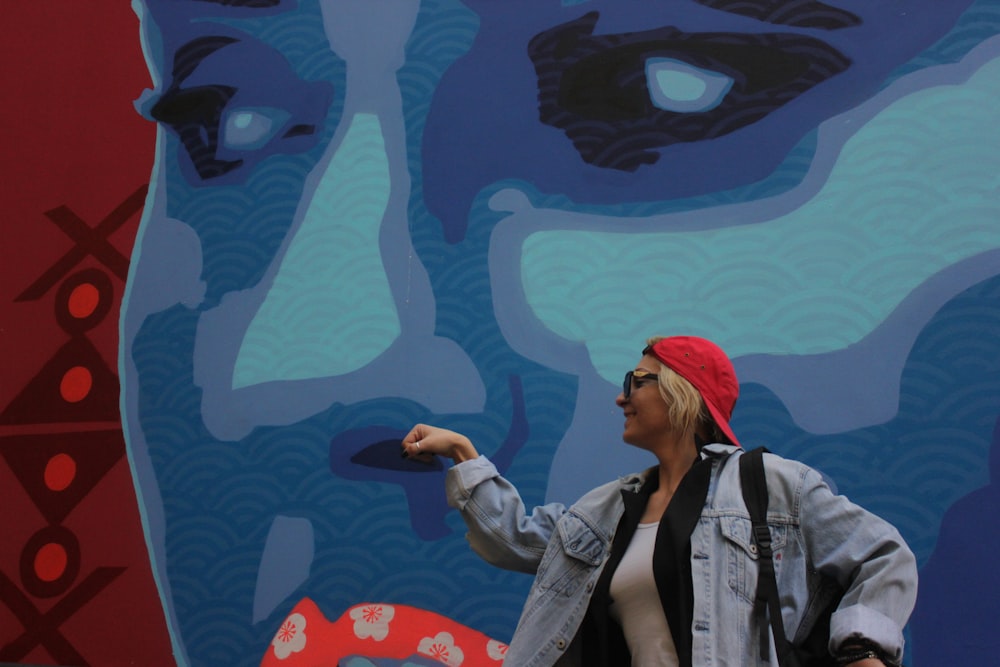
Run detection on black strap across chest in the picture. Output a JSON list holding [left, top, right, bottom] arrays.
[[740, 447, 796, 665]]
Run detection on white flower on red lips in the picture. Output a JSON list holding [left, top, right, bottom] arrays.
[[418, 631, 465, 665], [271, 612, 307, 659], [486, 638, 508, 661], [350, 603, 395, 641]]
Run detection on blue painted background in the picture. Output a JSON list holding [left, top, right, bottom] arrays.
[[121, 1, 1000, 664]]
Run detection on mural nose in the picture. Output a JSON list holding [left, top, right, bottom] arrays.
[[232, 112, 400, 386], [189, 0, 485, 442]]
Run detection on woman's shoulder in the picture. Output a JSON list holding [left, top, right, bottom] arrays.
[[730, 447, 814, 475], [714, 448, 825, 509], [751, 450, 842, 514], [576, 466, 652, 499], [568, 466, 655, 518]]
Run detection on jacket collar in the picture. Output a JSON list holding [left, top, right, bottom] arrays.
[[616, 442, 739, 492]]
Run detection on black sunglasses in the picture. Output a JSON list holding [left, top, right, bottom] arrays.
[[623, 370, 659, 399]]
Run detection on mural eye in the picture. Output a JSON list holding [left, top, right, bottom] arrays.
[[141, 34, 333, 185], [530, 12, 850, 172], [149, 84, 243, 180], [645, 57, 734, 113], [222, 107, 291, 151]]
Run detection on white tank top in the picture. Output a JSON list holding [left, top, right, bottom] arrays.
[[609, 522, 680, 667]]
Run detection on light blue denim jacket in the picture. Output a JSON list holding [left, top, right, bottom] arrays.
[[445, 444, 917, 667]]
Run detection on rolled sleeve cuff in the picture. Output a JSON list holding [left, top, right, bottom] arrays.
[[831, 605, 905, 662], [445, 456, 497, 510]]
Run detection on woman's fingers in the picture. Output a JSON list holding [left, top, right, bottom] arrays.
[[401, 424, 437, 460]]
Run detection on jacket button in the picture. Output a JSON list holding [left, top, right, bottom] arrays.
[[749, 544, 758, 555], [586, 581, 594, 592], [557, 638, 567, 650]]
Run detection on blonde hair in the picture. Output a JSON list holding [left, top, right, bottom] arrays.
[[646, 336, 724, 442]]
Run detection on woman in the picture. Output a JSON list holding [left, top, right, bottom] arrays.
[[402, 336, 916, 667]]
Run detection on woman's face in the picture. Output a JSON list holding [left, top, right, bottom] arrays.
[[617, 354, 673, 450]]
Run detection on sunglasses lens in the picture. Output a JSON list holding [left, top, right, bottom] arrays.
[[623, 371, 632, 398]]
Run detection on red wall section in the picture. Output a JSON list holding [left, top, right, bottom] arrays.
[[0, 5, 174, 666]]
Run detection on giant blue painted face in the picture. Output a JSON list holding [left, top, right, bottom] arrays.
[[122, 1, 995, 665]]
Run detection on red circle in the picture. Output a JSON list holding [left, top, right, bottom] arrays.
[[60, 366, 93, 403], [44, 453, 77, 491], [34, 543, 68, 582], [68, 282, 100, 319]]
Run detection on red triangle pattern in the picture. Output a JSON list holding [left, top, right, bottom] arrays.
[[0, 337, 119, 425], [0, 430, 124, 525]]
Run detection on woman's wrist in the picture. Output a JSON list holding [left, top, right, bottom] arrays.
[[840, 656, 884, 667], [835, 640, 898, 667], [449, 437, 478, 463], [402, 424, 478, 462], [451, 440, 479, 463]]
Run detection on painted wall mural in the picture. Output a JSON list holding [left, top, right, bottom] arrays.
[[3, 1, 1000, 665]]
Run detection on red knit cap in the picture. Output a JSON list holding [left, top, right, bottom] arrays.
[[647, 336, 741, 447]]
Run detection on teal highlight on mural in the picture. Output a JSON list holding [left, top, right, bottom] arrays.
[[521, 49, 1000, 382], [234, 113, 398, 388], [646, 57, 734, 113]]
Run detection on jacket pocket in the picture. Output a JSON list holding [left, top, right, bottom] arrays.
[[534, 512, 606, 597], [720, 515, 788, 604]]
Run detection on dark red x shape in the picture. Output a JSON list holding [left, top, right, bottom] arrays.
[[16, 184, 147, 302], [0, 567, 125, 664]]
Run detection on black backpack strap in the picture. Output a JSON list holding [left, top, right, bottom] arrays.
[[739, 448, 795, 666]]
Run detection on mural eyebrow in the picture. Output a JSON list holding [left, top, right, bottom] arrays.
[[170, 35, 239, 83], [694, 0, 862, 30]]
